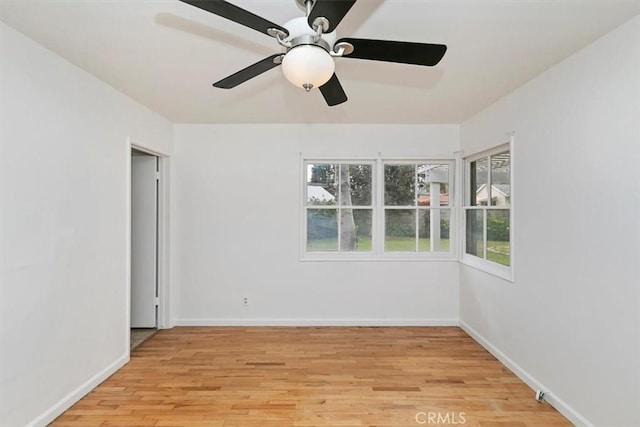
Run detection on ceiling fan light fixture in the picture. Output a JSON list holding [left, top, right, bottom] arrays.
[[181, 0, 446, 106], [281, 44, 335, 91]]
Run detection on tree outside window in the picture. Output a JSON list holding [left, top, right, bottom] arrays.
[[306, 163, 372, 252]]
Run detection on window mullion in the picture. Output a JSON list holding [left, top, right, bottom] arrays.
[[376, 160, 382, 255], [484, 157, 491, 258], [487, 155, 493, 207], [482, 209, 487, 260], [414, 164, 419, 252], [377, 160, 382, 256], [337, 164, 342, 252]]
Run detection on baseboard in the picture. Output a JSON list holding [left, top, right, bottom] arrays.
[[459, 320, 593, 427], [27, 353, 130, 427], [174, 318, 459, 327]]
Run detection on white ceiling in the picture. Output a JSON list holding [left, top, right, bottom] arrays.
[[1, 0, 639, 124]]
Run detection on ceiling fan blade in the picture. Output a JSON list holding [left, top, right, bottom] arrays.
[[308, 0, 356, 33], [213, 54, 282, 89], [319, 73, 348, 106], [179, 0, 288, 37], [337, 38, 447, 66]]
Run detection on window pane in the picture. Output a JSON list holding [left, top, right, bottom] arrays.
[[419, 209, 451, 252], [307, 209, 337, 251], [490, 152, 511, 207], [470, 157, 489, 206], [417, 164, 449, 207], [385, 209, 415, 251], [307, 163, 337, 205], [384, 164, 415, 206], [342, 164, 372, 206], [465, 209, 484, 257], [487, 210, 510, 266], [341, 209, 372, 252]]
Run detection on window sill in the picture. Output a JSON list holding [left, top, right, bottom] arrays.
[[460, 255, 514, 282], [301, 254, 459, 263]]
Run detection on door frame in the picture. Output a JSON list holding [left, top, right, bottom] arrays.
[[126, 137, 171, 353]]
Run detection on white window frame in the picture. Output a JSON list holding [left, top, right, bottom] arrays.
[[461, 141, 514, 281], [381, 160, 455, 261], [302, 159, 377, 261], [301, 157, 456, 262]]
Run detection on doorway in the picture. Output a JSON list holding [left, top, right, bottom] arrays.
[[130, 148, 159, 349]]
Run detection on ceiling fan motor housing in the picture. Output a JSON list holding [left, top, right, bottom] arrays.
[[284, 16, 337, 47], [281, 17, 337, 90]]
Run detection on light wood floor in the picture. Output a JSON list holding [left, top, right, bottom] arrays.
[[52, 327, 570, 426]]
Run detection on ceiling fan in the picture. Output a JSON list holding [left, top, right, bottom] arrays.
[[179, 0, 447, 106]]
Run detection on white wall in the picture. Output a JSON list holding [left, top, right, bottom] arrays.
[[6, 8, 636, 427], [0, 22, 172, 426], [459, 16, 640, 427], [172, 124, 460, 325]]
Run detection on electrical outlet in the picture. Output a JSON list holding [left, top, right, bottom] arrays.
[[243, 297, 249, 307]]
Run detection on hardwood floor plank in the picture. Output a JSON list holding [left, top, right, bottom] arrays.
[[52, 327, 571, 426]]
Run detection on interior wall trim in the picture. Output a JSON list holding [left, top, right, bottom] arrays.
[[173, 318, 459, 327], [27, 353, 129, 427], [459, 320, 593, 427]]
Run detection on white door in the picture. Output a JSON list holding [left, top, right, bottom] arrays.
[[131, 154, 158, 328]]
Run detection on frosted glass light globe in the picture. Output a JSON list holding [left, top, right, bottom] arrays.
[[282, 45, 335, 90]]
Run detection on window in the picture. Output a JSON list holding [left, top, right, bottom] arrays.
[[303, 159, 454, 260], [384, 163, 451, 253], [463, 145, 512, 275], [305, 162, 373, 253]]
